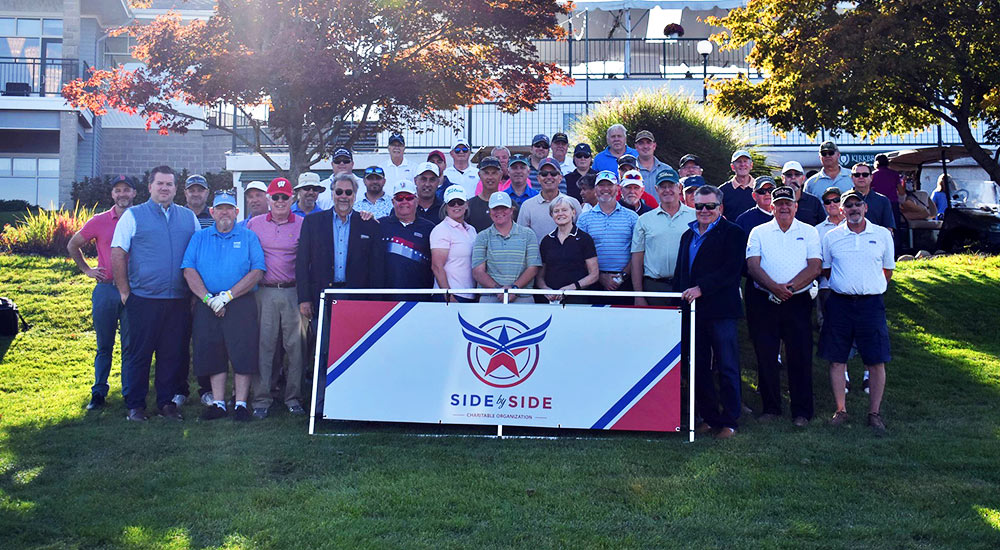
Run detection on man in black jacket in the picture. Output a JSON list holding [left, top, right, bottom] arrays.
[[675, 185, 747, 439]]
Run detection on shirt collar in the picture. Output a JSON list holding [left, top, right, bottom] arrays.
[[689, 216, 721, 236], [265, 211, 296, 223], [546, 225, 579, 239]]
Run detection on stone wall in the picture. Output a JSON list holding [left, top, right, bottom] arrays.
[[100, 128, 231, 177]]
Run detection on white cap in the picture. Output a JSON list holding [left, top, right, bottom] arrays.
[[781, 160, 805, 174], [245, 180, 267, 193], [452, 137, 470, 150], [294, 172, 324, 190], [416, 161, 440, 177], [620, 169, 644, 187], [488, 191, 512, 209], [392, 180, 417, 197], [443, 185, 467, 203]]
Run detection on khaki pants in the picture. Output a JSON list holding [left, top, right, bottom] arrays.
[[254, 286, 305, 409], [478, 293, 535, 304]]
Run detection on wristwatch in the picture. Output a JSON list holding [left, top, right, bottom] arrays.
[[511, 285, 519, 290]]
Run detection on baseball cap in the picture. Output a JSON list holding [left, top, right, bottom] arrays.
[[364, 166, 385, 178], [655, 167, 680, 186], [332, 148, 352, 161], [488, 191, 512, 209], [730, 150, 752, 163], [532, 133, 550, 147], [595, 170, 618, 186], [416, 161, 440, 176], [267, 177, 293, 196], [245, 180, 268, 193], [840, 189, 864, 203], [508, 154, 529, 167], [635, 130, 655, 143], [621, 169, 644, 187], [819, 141, 839, 153], [679, 154, 701, 167], [427, 150, 446, 162], [388, 133, 405, 146], [212, 191, 237, 207], [538, 158, 560, 171], [822, 186, 843, 199], [617, 154, 637, 168], [574, 143, 593, 156], [679, 175, 706, 188], [294, 172, 324, 190], [452, 137, 469, 151], [185, 174, 208, 189], [781, 160, 805, 174], [770, 186, 795, 202], [110, 174, 136, 189], [443, 185, 467, 204], [392, 180, 417, 197], [478, 156, 501, 170], [754, 175, 777, 192], [551, 132, 569, 144]]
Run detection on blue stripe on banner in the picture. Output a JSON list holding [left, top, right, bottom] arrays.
[[590, 342, 682, 430], [325, 301, 418, 387]]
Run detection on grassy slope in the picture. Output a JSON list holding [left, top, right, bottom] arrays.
[[1, 254, 998, 550]]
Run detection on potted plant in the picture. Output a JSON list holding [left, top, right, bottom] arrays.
[[663, 23, 685, 38]]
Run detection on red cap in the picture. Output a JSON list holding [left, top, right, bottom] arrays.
[[268, 177, 292, 196]]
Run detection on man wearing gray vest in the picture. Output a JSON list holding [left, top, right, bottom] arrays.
[[111, 165, 200, 422]]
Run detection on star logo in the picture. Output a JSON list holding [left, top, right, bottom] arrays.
[[459, 314, 551, 388]]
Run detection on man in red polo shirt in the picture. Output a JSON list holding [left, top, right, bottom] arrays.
[[67, 175, 137, 410]]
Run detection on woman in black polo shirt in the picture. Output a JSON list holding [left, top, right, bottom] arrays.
[[565, 143, 596, 202], [536, 196, 599, 304]]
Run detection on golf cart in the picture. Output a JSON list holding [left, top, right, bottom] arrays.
[[887, 146, 1000, 253]]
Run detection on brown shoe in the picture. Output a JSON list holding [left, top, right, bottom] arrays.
[[158, 402, 183, 421], [868, 412, 887, 436], [757, 413, 780, 423], [792, 416, 809, 427], [695, 422, 713, 434], [714, 427, 736, 440], [829, 410, 849, 426], [126, 408, 148, 422]]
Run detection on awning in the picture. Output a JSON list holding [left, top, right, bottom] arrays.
[[568, 1, 746, 10]]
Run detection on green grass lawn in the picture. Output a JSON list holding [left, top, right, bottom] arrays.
[[1, 253, 999, 549]]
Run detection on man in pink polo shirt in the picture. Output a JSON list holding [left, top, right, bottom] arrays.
[[246, 177, 306, 419], [67, 174, 137, 410]]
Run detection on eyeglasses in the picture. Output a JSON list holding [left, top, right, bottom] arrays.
[[333, 159, 352, 165], [270, 194, 290, 201], [301, 186, 323, 193], [575, 153, 592, 159], [694, 202, 720, 211], [820, 151, 837, 157], [334, 188, 354, 196], [842, 201, 864, 208], [539, 171, 560, 177], [394, 194, 416, 202], [215, 189, 235, 196], [447, 199, 466, 207], [851, 172, 871, 178], [453, 147, 470, 154], [822, 197, 841, 205]]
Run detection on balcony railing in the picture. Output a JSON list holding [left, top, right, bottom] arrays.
[[530, 38, 755, 80], [0, 57, 79, 97]]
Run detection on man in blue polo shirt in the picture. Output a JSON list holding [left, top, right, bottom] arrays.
[[593, 124, 638, 173], [577, 170, 639, 305], [181, 191, 266, 422]]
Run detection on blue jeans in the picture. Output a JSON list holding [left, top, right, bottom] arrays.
[[695, 317, 742, 430], [91, 282, 129, 397]]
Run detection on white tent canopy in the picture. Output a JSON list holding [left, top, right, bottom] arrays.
[[568, 1, 746, 10]]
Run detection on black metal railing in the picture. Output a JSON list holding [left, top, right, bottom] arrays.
[[0, 57, 79, 97]]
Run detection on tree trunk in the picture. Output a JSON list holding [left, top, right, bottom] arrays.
[[952, 116, 1000, 183], [285, 122, 307, 184]]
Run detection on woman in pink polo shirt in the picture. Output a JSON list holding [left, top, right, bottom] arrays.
[[430, 185, 478, 303]]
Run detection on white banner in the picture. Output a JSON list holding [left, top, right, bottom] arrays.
[[321, 301, 683, 432]]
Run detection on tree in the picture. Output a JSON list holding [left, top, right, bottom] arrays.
[[707, 0, 1000, 181], [63, 0, 572, 181]]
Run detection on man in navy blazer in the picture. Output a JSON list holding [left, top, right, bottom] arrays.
[[296, 174, 379, 317], [675, 185, 747, 439]]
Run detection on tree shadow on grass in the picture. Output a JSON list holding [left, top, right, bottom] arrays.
[[0, 336, 11, 362]]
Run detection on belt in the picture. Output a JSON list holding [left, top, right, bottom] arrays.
[[643, 276, 673, 283], [832, 292, 880, 300], [260, 281, 296, 289], [328, 282, 347, 288], [600, 270, 629, 277]]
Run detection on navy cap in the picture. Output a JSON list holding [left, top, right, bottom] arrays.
[[538, 158, 560, 171], [617, 154, 637, 168], [754, 175, 777, 192], [771, 186, 796, 202], [332, 148, 352, 160], [679, 175, 706, 188], [551, 132, 569, 144], [478, 156, 501, 170], [531, 134, 550, 147], [185, 174, 208, 189], [574, 143, 593, 156], [679, 154, 701, 167], [111, 174, 136, 189], [388, 133, 405, 146], [508, 154, 529, 167], [840, 189, 864, 203]]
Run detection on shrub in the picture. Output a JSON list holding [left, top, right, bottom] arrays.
[[72, 170, 233, 210], [571, 88, 774, 186], [0, 203, 98, 257], [0, 199, 32, 212]]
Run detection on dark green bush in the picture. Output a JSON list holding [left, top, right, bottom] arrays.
[[71, 170, 233, 210], [0, 199, 31, 212]]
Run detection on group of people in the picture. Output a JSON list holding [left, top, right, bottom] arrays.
[[68, 127, 896, 438]]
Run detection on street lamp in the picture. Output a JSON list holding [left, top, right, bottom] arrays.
[[697, 39, 713, 103]]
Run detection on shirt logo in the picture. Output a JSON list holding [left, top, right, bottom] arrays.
[[233, 241, 241, 248], [459, 314, 551, 388]]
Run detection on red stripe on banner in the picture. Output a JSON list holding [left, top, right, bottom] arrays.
[[327, 301, 401, 368], [609, 362, 681, 431]]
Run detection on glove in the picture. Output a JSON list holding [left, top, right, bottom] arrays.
[[217, 290, 233, 306], [206, 295, 226, 313]]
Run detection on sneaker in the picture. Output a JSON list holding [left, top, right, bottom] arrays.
[[862, 378, 870, 395], [792, 416, 809, 427], [158, 402, 183, 421], [287, 404, 306, 416], [126, 408, 148, 422], [868, 412, 887, 436], [252, 407, 269, 420], [200, 404, 227, 421], [829, 410, 850, 426], [844, 380, 851, 394], [86, 393, 106, 410], [233, 405, 252, 422], [200, 392, 215, 406], [171, 394, 187, 407], [714, 427, 736, 440]]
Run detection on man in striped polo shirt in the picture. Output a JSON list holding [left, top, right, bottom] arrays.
[[576, 170, 639, 305], [471, 192, 542, 304]]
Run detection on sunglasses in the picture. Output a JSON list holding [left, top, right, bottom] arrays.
[[533, 143, 550, 149], [447, 199, 466, 207], [822, 197, 841, 205], [334, 188, 354, 196], [842, 201, 864, 208], [270, 194, 290, 201], [539, 171, 560, 178], [364, 168, 384, 176], [820, 150, 837, 157], [333, 159, 352, 164], [694, 202, 720, 211], [394, 194, 416, 202], [301, 186, 324, 193], [575, 153, 592, 159], [851, 172, 871, 178], [215, 189, 236, 196], [453, 147, 470, 154]]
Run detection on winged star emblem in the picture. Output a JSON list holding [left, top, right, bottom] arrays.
[[458, 314, 552, 379]]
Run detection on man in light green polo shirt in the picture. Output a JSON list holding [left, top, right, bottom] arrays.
[[630, 169, 696, 306], [471, 192, 542, 304]]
